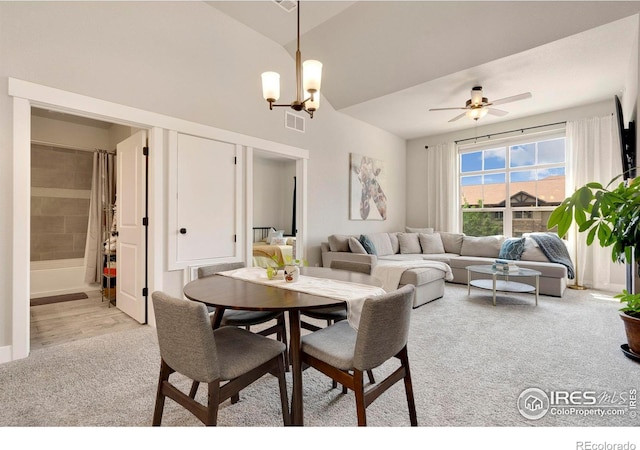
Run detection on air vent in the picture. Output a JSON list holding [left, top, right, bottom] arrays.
[[285, 111, 305, 133], [273, 0, 297, 13]]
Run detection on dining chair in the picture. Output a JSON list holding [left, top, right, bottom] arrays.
[[197, 262, 288, 354], [301, 259, 376, 388], [300, 284, 418, 426], [195, 262, 289, 402], [151, 291, 290, 426]]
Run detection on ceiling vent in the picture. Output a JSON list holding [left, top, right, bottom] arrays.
[[285, 111, 305, 133], [273, 0, 297, 13]]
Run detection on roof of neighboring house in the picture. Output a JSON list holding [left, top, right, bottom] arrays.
[[460, 175, 566, 207]]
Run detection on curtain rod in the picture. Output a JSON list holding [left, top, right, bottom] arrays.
[[454, 121, 566, 145], [31, 139, 113, 153]]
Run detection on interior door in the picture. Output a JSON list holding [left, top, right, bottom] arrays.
[[116, 130, 147, 323]]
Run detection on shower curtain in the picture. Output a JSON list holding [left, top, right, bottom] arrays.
[[84, 151, 116, 284]]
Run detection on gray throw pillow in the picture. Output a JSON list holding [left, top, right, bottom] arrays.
[[398, 232, 422, 254], [419, 233, 445, 254], [439, 231, 465, 254], [348, 236, 367, 254], [328, 234, 351, 252], [366, 233, 394, 256]]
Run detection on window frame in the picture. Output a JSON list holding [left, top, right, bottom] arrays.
[[457, 128, 566, 237]]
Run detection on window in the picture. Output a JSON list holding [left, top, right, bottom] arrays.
[[459, 133, 565, 237]]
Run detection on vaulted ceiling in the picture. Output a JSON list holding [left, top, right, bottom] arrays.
[[209, 1, 640, 139]]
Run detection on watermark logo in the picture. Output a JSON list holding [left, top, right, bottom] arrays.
[[518, 387, 637, 420], [517, 387, 550, 420]]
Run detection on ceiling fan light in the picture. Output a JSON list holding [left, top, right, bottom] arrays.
[[303, 59, 323, 93], [466, 108, 488, 120], [261, 71, 280, 102]]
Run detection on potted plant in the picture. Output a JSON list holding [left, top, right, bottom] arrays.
[[548, 173, 640, 357]]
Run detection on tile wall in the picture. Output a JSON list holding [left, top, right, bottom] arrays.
[[30, 144, 93, 261]]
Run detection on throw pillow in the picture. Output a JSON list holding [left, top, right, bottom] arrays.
[[270, 237, 288, 245], [439, 231, 465, 254], [359, 235, 377, 255], [328, 234, 351, 252], [366, 233, 394, 256], [498, 237, 526, 260], [267, 228, 283, 241], [348, 236, 367, 254], [398, 232, 422, 254], [419, 233, 445, 254]]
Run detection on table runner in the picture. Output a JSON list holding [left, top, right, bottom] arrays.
[[217, 267, 386, 329]]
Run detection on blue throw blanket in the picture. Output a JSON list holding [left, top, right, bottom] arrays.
[[529, 233, 575, 279]]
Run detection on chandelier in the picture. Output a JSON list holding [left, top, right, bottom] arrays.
[[261, 1, 322, 118]]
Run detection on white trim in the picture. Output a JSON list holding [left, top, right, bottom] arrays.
[[9, 78, 309, 159], [12, 97, 31, 361]]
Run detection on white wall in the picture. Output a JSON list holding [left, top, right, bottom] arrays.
[[0, 2, 406, 350], [253, 156, 296, 235]]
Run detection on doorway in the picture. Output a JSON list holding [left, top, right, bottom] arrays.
[[29, 109, 146, 348]]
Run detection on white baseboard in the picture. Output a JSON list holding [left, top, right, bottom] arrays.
[[0, 345, 13, 364]]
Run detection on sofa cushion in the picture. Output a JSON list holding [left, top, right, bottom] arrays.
[[438, 231, 465, 254], [498, 237, 526, 260], [348, 236, 367, 254], [328, 234, 351, 252], [521, 241, 550, 262], [359, 235, 377, 255], [388, 232, 400, 254], [366, 232, 394, 256], [460, 235, 505, 258], [419, 233, 445, 254], [398, 233, 422, 254], [405, 226, 434, 234]]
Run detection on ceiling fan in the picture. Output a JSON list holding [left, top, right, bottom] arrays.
[[429, 86, 532, 122]]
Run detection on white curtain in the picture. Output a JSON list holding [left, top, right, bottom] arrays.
[[84, 151, 116, 284], [565, 115, 623, 290], [425, 142, 459, 232]]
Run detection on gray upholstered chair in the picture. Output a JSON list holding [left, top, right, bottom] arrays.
[[300, 284, 418, 426], [151, 291, 290, 426], [197, 262, 287, 352]]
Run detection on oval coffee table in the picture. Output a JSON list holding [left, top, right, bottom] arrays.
[[466, 265, 541, 306]]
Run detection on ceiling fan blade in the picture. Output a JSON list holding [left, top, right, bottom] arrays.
[[487, 108, 508, 117], [448, 112, 467, 122], [489, 92, 532, 106], [429, 107, 467, 111]]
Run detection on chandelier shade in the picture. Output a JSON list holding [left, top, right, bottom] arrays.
[[260, 1, 322, 118]]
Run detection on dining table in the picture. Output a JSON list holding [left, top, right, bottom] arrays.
[[182, 265, 384, 426]]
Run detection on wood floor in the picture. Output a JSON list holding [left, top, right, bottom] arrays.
[[30, 290, 141, 350]]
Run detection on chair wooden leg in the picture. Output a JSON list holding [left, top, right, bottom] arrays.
[[152, 360, 172, 426], [276, 354, 291, 426], [399, 347, 418, 426], [353, 370, 367, 426], [366, 370, 375, 384], [189, 381, 200, 399], [205, 381, 220, 426]]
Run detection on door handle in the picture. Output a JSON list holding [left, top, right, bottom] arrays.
[[179, 228, 187, 235]]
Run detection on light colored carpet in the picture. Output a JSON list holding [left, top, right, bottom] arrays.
[[0, 283, 637, 430]]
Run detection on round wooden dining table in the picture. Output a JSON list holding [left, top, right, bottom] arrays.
[[182, 266, 382, 426]]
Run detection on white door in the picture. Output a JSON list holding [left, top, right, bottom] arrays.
[[176, 134, 236, 263], [116, 130, 147, 323]]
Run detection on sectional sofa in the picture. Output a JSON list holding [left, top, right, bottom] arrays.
[[321, 229, 570, 305]]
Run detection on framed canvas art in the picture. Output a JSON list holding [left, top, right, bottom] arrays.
[[349, 153, 387, 220]]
